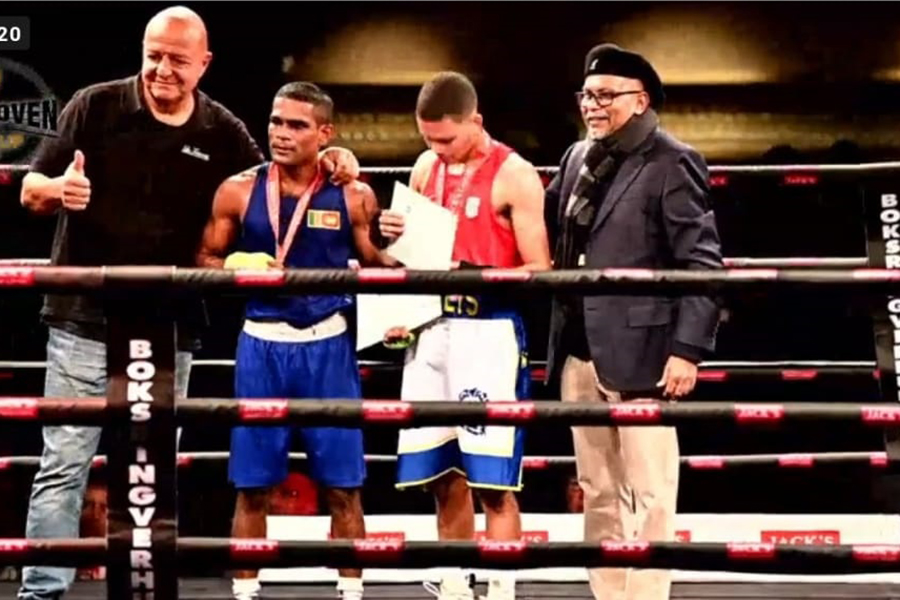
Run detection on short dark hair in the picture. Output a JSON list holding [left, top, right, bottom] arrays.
[[415, 71, 478, 122], [275, 81, 334, 124]]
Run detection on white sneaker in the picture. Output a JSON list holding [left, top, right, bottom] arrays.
[[232, 577, 261, 600], [337, 575, 364, 599], [423, 579, 475, 599], [478, 576, 516, 600]]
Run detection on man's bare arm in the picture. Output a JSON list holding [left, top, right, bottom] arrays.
[[196, 172, 254, 268], [21, 173, 65, 215], [496, 156, 552, 271], [22, 150, 91, 215], [409, 150, 437, 194], [347, 181, 399, 267]]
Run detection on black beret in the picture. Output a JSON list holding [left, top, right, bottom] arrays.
[[583, 43, 665, 108]]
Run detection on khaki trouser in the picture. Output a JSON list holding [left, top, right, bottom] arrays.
[[561, 356, 680, 600]]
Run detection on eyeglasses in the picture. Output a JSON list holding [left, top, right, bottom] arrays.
[[575, 89, 643, 107]]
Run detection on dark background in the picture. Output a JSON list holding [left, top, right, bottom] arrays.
[[0, 1, 899, 544]]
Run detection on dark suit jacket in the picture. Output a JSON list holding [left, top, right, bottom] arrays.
[[545, 128, 723, 393]]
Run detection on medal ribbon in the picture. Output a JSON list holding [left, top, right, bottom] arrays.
[[265, 162, 324, 264], [434, 137, 495, 216]]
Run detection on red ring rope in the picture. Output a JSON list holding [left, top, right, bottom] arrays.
[[1, 397, 899, 427], [0, 450, 887, 471], [0, 536, 899, 573], [0, 265, 899, 295]]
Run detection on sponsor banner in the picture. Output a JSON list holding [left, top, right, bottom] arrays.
[[760, 530, 840, 545], [261, 513, 900, 584]]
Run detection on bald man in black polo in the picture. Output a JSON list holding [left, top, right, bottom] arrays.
[[17, 7, 357, 599]]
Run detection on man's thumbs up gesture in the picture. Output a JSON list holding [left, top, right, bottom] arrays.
[[61, 149, 91, 211]]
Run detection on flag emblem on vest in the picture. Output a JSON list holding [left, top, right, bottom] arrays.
[[307, 210, 341, 230]]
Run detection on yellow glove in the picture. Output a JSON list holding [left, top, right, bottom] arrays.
[[223, 252, 276, 270]]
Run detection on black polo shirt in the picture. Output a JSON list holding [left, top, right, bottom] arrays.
[[31, 75, 264, 349]]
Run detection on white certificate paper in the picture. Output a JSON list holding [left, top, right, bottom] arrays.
[[356, 182, 457, 351], [384, 181, 457, 270]]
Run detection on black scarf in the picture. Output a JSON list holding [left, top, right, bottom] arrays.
[[554, 109, 659, 270]]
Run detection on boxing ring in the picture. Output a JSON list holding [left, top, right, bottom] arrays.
[[2, 161, 900, 599]]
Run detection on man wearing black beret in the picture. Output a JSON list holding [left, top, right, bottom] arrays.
[[544, 44, 723, 600]]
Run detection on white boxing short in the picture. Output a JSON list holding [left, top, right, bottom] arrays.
[[395, 315, 528, 490]]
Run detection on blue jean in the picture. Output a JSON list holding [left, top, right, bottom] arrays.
[[18, 326, 191, 600]]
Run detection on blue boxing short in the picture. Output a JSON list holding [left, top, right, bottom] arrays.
[[396, 300, 529, 491], [228, 313, 366, 489]]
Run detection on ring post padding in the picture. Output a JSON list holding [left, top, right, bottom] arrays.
[[861, 173, 900, 466], [105, 295, 177, 600]]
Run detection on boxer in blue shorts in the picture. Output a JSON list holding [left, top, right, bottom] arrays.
[[197, 81, 394, 600]]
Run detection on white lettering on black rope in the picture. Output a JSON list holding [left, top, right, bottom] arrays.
[[880, 194, 900, 396], [127, 339, 155, 598]]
